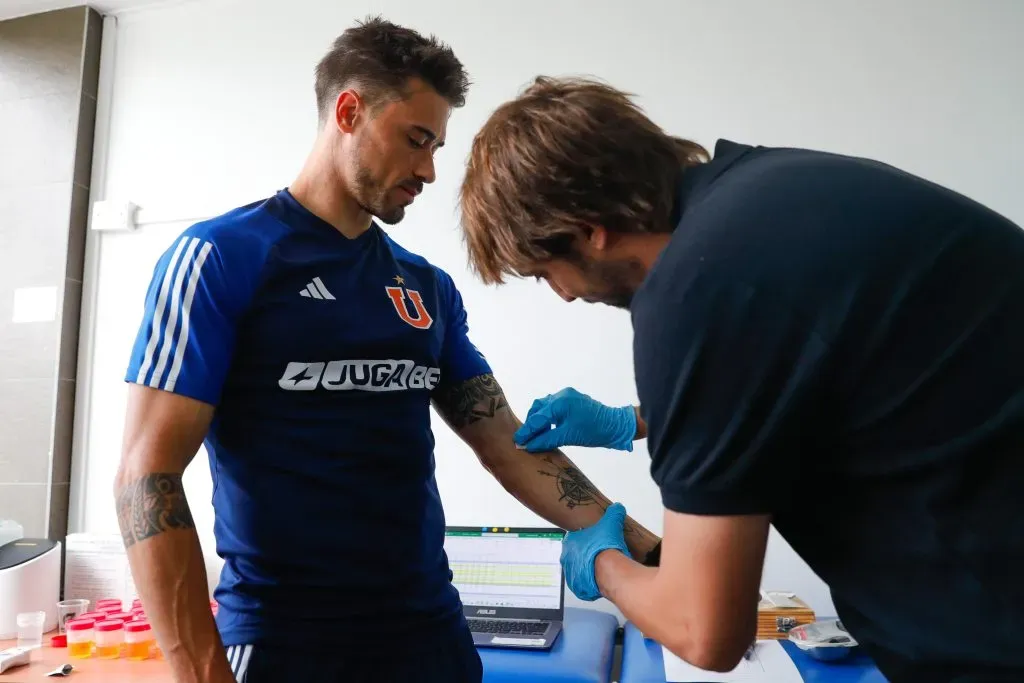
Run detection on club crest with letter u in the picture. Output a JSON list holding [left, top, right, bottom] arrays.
[[385, 278, 433, 330]]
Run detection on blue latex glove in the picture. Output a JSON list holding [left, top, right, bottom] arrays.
[[513, 387, 637, 452], [561, 503, 632, 601]]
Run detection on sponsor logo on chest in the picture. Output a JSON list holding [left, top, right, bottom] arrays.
[[279, 274, 440, 392], [278, 359, 440, 392]]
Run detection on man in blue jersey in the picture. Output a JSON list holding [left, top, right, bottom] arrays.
[[113, 21, 660, 683], [459, 77, 1024, 682]]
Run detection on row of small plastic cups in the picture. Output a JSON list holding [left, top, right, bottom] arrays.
[[71, 607, 147, 627], [88, 597, 218, 619], [56, 597, 218, 654], [64, 596, 218, 635], [62, 616, 156, 660]]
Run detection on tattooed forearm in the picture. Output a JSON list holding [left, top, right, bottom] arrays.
[[434, 373, 509, 429], [436, 372, 663, 560], [536, 454, 662, 558], [623, 512, 662, 563], [116, 473, 195, 548], [536, 454, 605, 510]]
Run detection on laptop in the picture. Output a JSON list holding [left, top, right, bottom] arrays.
[[445, 526, 566, 650]]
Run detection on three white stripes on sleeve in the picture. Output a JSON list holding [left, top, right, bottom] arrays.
[[135, 235, 214, 392], [225, 644, 254, 681]]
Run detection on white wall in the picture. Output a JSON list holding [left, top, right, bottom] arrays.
[[69, 0, 1024, 621]]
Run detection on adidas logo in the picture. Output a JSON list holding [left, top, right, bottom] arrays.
[[299, 277, 335, 300]]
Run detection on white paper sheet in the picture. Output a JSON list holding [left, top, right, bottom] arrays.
[[63, 533, 138, 607], [663, 640, 804, 682]]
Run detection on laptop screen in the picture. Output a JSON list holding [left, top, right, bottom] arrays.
[[445, 528, 564, 611]]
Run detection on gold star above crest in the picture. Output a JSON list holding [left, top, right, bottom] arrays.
[[393, 275, 406, 285]]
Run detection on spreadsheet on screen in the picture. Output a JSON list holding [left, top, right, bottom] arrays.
[[444, 530, 563, 610]]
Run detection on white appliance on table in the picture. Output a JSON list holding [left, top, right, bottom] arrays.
[[0, 538, 61, 640]]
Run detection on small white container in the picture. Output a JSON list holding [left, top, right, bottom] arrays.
[[94, 620, 124, 659], [124, 620, 154, 660], [15, 611, 44, 649], [65, 618, 95, 659]]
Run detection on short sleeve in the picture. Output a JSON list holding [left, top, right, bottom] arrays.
[[632, 274, 831, 515], [126, 231, 264, 405], [436, 272, 492, 386]]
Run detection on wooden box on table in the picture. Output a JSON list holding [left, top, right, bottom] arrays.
[[756, 591, 816, 640]]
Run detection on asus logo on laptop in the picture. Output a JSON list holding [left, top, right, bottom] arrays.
[[476, 609, 496, 615]]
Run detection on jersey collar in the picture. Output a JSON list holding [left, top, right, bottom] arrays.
[[274, 188, 380, 247]]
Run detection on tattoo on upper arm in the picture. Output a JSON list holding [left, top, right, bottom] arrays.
[[433, 373, 509, 430], [116, 473, 195, 548]]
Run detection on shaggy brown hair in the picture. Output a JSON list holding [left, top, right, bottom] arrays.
[[459, 76, 708, 284]]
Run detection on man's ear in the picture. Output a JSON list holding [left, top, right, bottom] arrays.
[[578, 223, 610, 254], [334, 90, 361, 133]]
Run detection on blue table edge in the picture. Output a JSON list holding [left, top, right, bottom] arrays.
[[620, 620, 889, 683]]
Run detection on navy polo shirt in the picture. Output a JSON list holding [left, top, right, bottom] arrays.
[[632, 140, 1024, 682]]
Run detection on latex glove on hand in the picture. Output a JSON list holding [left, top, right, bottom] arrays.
[[561, 502, 632, 601], [513, 387, 637, 453]]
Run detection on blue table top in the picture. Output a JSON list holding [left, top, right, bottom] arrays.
[[620, 622, 890, 683], [480, 607, 619, 683]]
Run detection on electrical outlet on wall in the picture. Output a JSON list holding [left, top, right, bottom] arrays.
[[91, 200, 139, 232]]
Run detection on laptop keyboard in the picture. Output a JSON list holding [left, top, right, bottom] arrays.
[[468, 618, 548, 636]]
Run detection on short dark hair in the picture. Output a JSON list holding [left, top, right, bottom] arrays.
[[315, 16, 469, 121], [459, 76, 709, 284]]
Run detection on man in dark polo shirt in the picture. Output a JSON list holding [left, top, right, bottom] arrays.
[[457, 76, 1024, 682]]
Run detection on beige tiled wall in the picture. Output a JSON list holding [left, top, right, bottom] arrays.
[[0, 6, 101, 541]]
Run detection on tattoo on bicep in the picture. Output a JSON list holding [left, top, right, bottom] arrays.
[[116, 473, 195, 548], [537, 455, 605, 510], [434, 373, 509, 430]]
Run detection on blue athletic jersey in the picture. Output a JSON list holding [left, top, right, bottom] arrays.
[[125, 189, 491, 648]]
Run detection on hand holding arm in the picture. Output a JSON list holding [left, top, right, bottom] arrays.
[[114, 385, 235, 683], [432, 375, 661, 563], [562, 504, 769, 672], [558, 502, 632, 600], [513, 387, 646, 452]]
